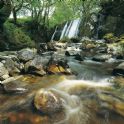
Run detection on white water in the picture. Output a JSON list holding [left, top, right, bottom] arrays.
[[60, 19, 81, 40], [47, 60, 112, 124], [48, 76, 111, 124], [51, 18, 81, 41], [67, 19, 81, 38], [51, 26, 58, 41], [50, 88, 90, 124], [60, 22, 69, 40]]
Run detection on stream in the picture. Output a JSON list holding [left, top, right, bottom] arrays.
[[0, 58, 124, 124]]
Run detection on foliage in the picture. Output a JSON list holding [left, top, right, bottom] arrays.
[[9, 0, 102, 28], [3, 21, 35, 50], [0, 0, 11, 27], [59, 37, 71, 43]]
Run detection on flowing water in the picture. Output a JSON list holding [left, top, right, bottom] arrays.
[[60, 18, 81, 39], [51, 18, 81, 41], [0, 60, 124, 124]]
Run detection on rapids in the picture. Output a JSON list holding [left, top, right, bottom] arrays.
[[0, 60, 124, 124]]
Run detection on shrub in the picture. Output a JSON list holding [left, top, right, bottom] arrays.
[[3, 21, 35, 50], [59, 37, 71, 43]]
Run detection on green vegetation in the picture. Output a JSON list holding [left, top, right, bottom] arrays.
[[4, 21, 35, 50]]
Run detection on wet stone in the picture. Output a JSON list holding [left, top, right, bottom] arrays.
[[34, 89, 63, 115]]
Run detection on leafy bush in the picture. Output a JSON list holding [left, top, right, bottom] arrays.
[[3, 21, 35, 50]]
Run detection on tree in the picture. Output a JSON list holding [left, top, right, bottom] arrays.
[[11, 0, 25, 24], [0, 0, 11, 30]]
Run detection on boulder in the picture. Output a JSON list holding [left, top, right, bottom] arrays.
[[65, 44, 81, 56], [37, 43, 48, 54], [103, 33, 119, 43], [92, 54, 112, 62], [65, 50, 80, 56], [0, 76, 27, 94], [47, 56, 71, 74], [34, 89, 63, 115], [24, 55, 47, 76], [0, 62, 9, 80], [4, 58, 20, 76], [47, 42, 57, 51], [113, 62, 124, 76], [18, 48, 37, 62]]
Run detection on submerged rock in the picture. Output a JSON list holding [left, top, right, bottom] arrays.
[[34, 89, 63, 115], [98, 91, 124, 117], [92, 54, 112, 62], [0, 76, 27, 94], [113, 62, 124, 76]]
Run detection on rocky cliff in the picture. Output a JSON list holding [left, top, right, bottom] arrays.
[[96, 0, 124, 38]]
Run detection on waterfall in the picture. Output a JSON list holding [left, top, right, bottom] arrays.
[[60, 22, 69, 40], [51, 26, 58, 41], [67, 19, 81, 38], [51, 18, 81, 41], [60, 18, 81, 40]]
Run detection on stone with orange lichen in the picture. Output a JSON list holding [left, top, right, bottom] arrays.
[[47, 64, 71, 74]]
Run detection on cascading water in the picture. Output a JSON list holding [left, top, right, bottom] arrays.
[[60, 22, 69, 40], [51, 18, 81, 41], [44, 60, 112, 124], [51, 26, 58, 41], [49, 88, 90, 124], [67, 19, 81, 39], [60, 18, 81, 39]]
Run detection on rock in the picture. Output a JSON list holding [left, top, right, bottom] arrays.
[[34, 89, 63, 115], [41, 51, 54, 57], [24, 55, 47, 76], [4, 58, 20, 76], [92, 54, 112, 62], [98, 91, 124, 117], [0, 62, 9, 80], [65, 44, 81, 56], [54, 42, 67, 50], [0, 76, 27, 94], [65, 50, 80, 56], [47, 56, 71, 74], [113, 62, 124, 76], [47, 42, 56, 51], [37, 43, 48, 54], [75, 54, 84, 61], [103, 33, 119, 43], [18, 48, 37, 62], [47, 64, 70, 74], [113, 77, 124, 87], [96, 0, 124, 38]]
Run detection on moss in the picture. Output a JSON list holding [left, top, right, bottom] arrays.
[[3, 21, 35, 50], [103, 33, 114, 40], [103, 33, 119, 43], [59, 37, 71, 43]]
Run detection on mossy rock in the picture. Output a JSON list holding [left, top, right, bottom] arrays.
[[103, 33, 120, 43], [59, 37, 71, 43]]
